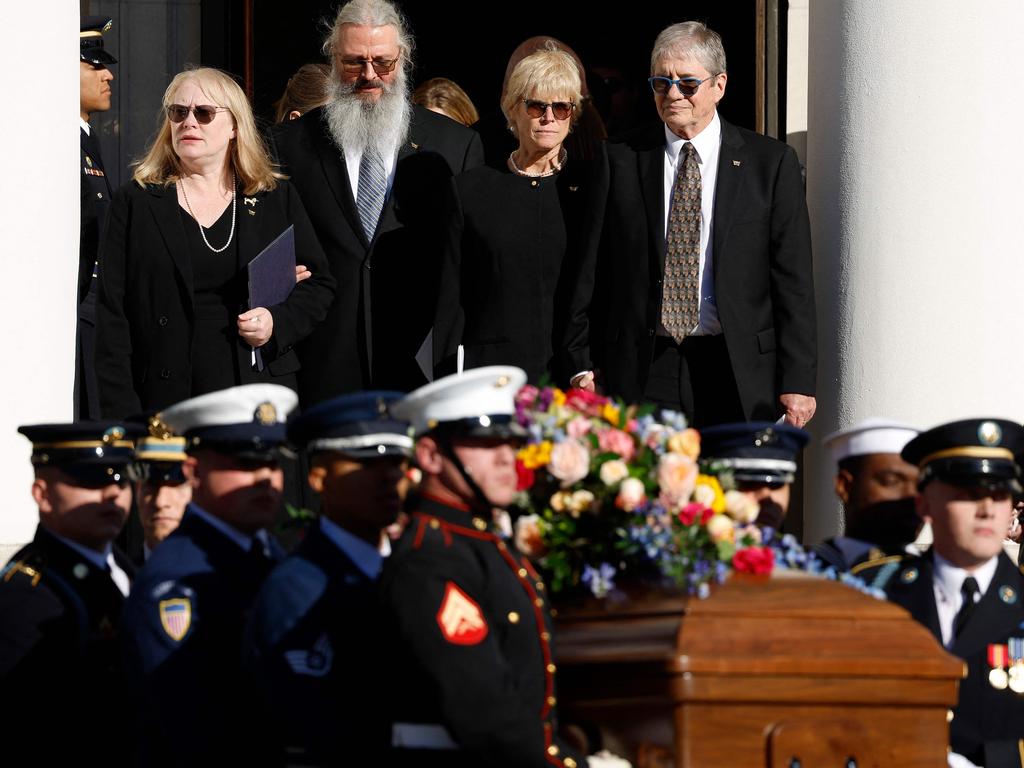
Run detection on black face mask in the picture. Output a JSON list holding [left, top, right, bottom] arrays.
[[755, 500, 787, 531], [845, 496, 920, 550]]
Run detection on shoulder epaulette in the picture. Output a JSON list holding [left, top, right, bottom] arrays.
[[849, 553, 904, 577], [1, 559, 43, 587]]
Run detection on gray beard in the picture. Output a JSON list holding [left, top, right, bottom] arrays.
[[323, 75, 411, 158]]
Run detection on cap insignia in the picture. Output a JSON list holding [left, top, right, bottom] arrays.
[[102, 426, 125, 444], [900, 567, 919, 584], [1000, 585, 1018, 605], [377, 397, 388, 416], [73, 563, 89, 580], [255, 402, 278, 425], [495, 375, 510, 388], [754, 428, 776, 448], [148, 416, 174, 439], [979, 421, 1002, 446]]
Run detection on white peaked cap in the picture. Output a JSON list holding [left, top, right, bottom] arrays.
[[823, 417, 920, 467]]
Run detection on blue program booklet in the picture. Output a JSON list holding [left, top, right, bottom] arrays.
[[247, 225, 296, 370]]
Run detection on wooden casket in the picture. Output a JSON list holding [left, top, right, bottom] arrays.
[[553, 570, 964, 768]]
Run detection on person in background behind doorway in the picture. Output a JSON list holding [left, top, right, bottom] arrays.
[[274, 63, 332, 123], [413, 77, 479, 126]]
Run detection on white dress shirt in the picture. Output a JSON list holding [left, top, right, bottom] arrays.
[[932, 552, 998, 648], [343, 140, 399, 207], [661, 110, 723, 336], [55, 533, 131, 597]]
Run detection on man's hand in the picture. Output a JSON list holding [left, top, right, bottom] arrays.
[[570, 371, 596, 393], [779, 393, 816, 428]]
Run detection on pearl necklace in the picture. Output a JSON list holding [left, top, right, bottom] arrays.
[[507, 147, 568, 178], [180, 172, 237, 253]]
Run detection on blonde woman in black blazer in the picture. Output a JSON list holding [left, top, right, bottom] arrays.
[[96, 68, 335, 418]]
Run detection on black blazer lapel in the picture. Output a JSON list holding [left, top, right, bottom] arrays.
[[311, 124, 368, 250], [148, 185, 195, 319], [237, 185, 261, 273], [711, 117, 747, 277], [890, 556, 943, 643], [953, 554, 1024, 658], [637, 138, 666, 276]]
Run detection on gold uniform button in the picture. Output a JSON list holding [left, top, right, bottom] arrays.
[[531, 180, 539, 188], [429, 518, 440, 529], [473, 517, 488, 531], [518, 568, 528, 578], [546, 663, 556, 673], [535, 598, 545, 608], [536, 582, 545, 591], [547, 695, 557, 706], [547, 745, 559, 756], [507, 611, 520, 624], [541, 631, 551, 641], [564, 759, 577, 768], [947, 709, 955, 723], [550, 608, 558, 618]]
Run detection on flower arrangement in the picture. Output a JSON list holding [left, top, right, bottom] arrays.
[[512, 385, 881, 600]]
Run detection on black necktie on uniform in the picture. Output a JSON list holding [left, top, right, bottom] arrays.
[[247, 538, 274, 580], [953, 576, 980, 638]]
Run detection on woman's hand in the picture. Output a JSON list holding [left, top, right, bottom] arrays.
[[238, 307, 274, 347], [295, 264, 311, 283]]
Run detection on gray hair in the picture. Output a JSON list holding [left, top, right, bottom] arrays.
[[650, 21, 727, 76], [322, 0, 415, 73]]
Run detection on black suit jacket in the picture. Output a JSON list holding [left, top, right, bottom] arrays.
[[874, 553, 1024, 766], [95, 179, 335, 418], [270, 104, 484, 402], [565, 118, 816, 420]]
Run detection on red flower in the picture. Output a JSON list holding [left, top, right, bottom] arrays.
[[515, 460, 535, 491], [564, 388, 609, 415], [678, 503, 713, 526], [732, 546, 774, 575]]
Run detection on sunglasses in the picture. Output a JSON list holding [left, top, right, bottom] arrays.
[[166, 104, 231, 124], [338, 57, 400, 76], [523, 99, 575, 120], [648, 75, 718, 96]]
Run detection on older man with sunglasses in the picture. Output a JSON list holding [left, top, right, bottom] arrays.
[[270, 0, 483, 404], [566, 21, 816, 430]]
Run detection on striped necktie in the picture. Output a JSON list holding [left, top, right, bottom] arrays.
[[357, 149, 387, 242]]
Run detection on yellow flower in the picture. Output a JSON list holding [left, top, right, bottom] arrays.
[[667, 428, 701, 460], [694, 474, 726, 513], [551, 389, 567, 407], [601, 402, 621, 425], [517, 441, 552, 470]]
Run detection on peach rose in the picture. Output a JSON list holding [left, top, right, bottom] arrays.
[[597, 428, 636, 462], [667, 428, 701, 460], [599, 459, 630, 487], [616, 477, 647, 512], [706, 513, 734, 543], [568, 490, 596, 515], [657, 453, 698, 509], [514, 514, 546, 558], [566, 416, 592, 440], [548, 439, 591, 487], [725, 490, 760, 524], [550, 491, 571, 512]]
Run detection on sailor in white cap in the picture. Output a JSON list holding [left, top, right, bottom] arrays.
[[121, 384, 296, 766], [814, 417, 921, 571], [380, 367, 618, 768]]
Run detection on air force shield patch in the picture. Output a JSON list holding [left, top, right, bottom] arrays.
[[159, 598, 192, 641]]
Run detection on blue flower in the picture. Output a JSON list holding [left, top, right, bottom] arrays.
[[582, 562, 617, 598]]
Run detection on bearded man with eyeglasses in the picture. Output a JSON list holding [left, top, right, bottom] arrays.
[[271, 0, 484, 405], [565, 21, 816, 431]]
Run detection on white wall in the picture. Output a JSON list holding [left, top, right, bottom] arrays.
[[804, 0, 1024, 545], [0, 3, 79, 559]]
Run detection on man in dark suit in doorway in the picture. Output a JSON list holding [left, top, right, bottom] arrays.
[[271, 0, 484, 404], [565, 21, 816, 429]]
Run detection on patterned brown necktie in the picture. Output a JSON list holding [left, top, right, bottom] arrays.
[[661, 142, 702, 343]]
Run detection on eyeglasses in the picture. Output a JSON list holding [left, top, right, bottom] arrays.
[[338, 57, 400, 76], [166, 104, 231, 124], [523, 99, 575, 120], [648, 75, 718, 96]]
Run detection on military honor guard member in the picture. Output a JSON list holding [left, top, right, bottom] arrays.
[[133, 421, 191, 562], [857, 419, 1024, 768], [121, 383, 294, 767], [247, 391, 412, 765], [698, 421, 809, 530], [814, 418, 921, 571], [382, 367, 628, 768], [0, 420, 141, 764], [78, 16, 117, 418]]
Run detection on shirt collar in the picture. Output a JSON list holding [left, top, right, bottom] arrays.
[[933, 550, 999, 600], [188, 503, 254, 552], [319, 516, 384, 580], [664, 109, 721, 166], [80, 118, 91, 136], [52, 532, 111, 571]]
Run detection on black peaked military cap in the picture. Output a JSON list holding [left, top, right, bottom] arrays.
[[287, 391, 412, 459], [699, 421, 810, 485], [18, 421, 144, 486], [902, 418, 1024, 492], [81, 16, 117, 66]]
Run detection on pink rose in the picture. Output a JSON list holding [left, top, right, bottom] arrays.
[[515, 384, 540, 408], [597, 428, 636, 462], [615, 477, 647, 512], [566, 416, 592, 440], [548, 439, 591, 487], [657, 452, 698, 510]]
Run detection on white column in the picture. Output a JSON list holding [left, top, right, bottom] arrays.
[[804, 0, 1024, 544], [0, 3, 79, 560]]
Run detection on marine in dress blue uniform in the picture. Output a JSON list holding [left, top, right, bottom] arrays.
[[857, 419, 1024, 768], [381, 367, 588, 768], [247, 391, 412, 765], [78, 16, 117, 418], [0, 420, 141, 765], [121, 384, 295, 767]]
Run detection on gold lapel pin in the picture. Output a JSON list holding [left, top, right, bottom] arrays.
[[244, 197, 258, 207], [410, 142, 420, 150], [732, 160, 741, 167]]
